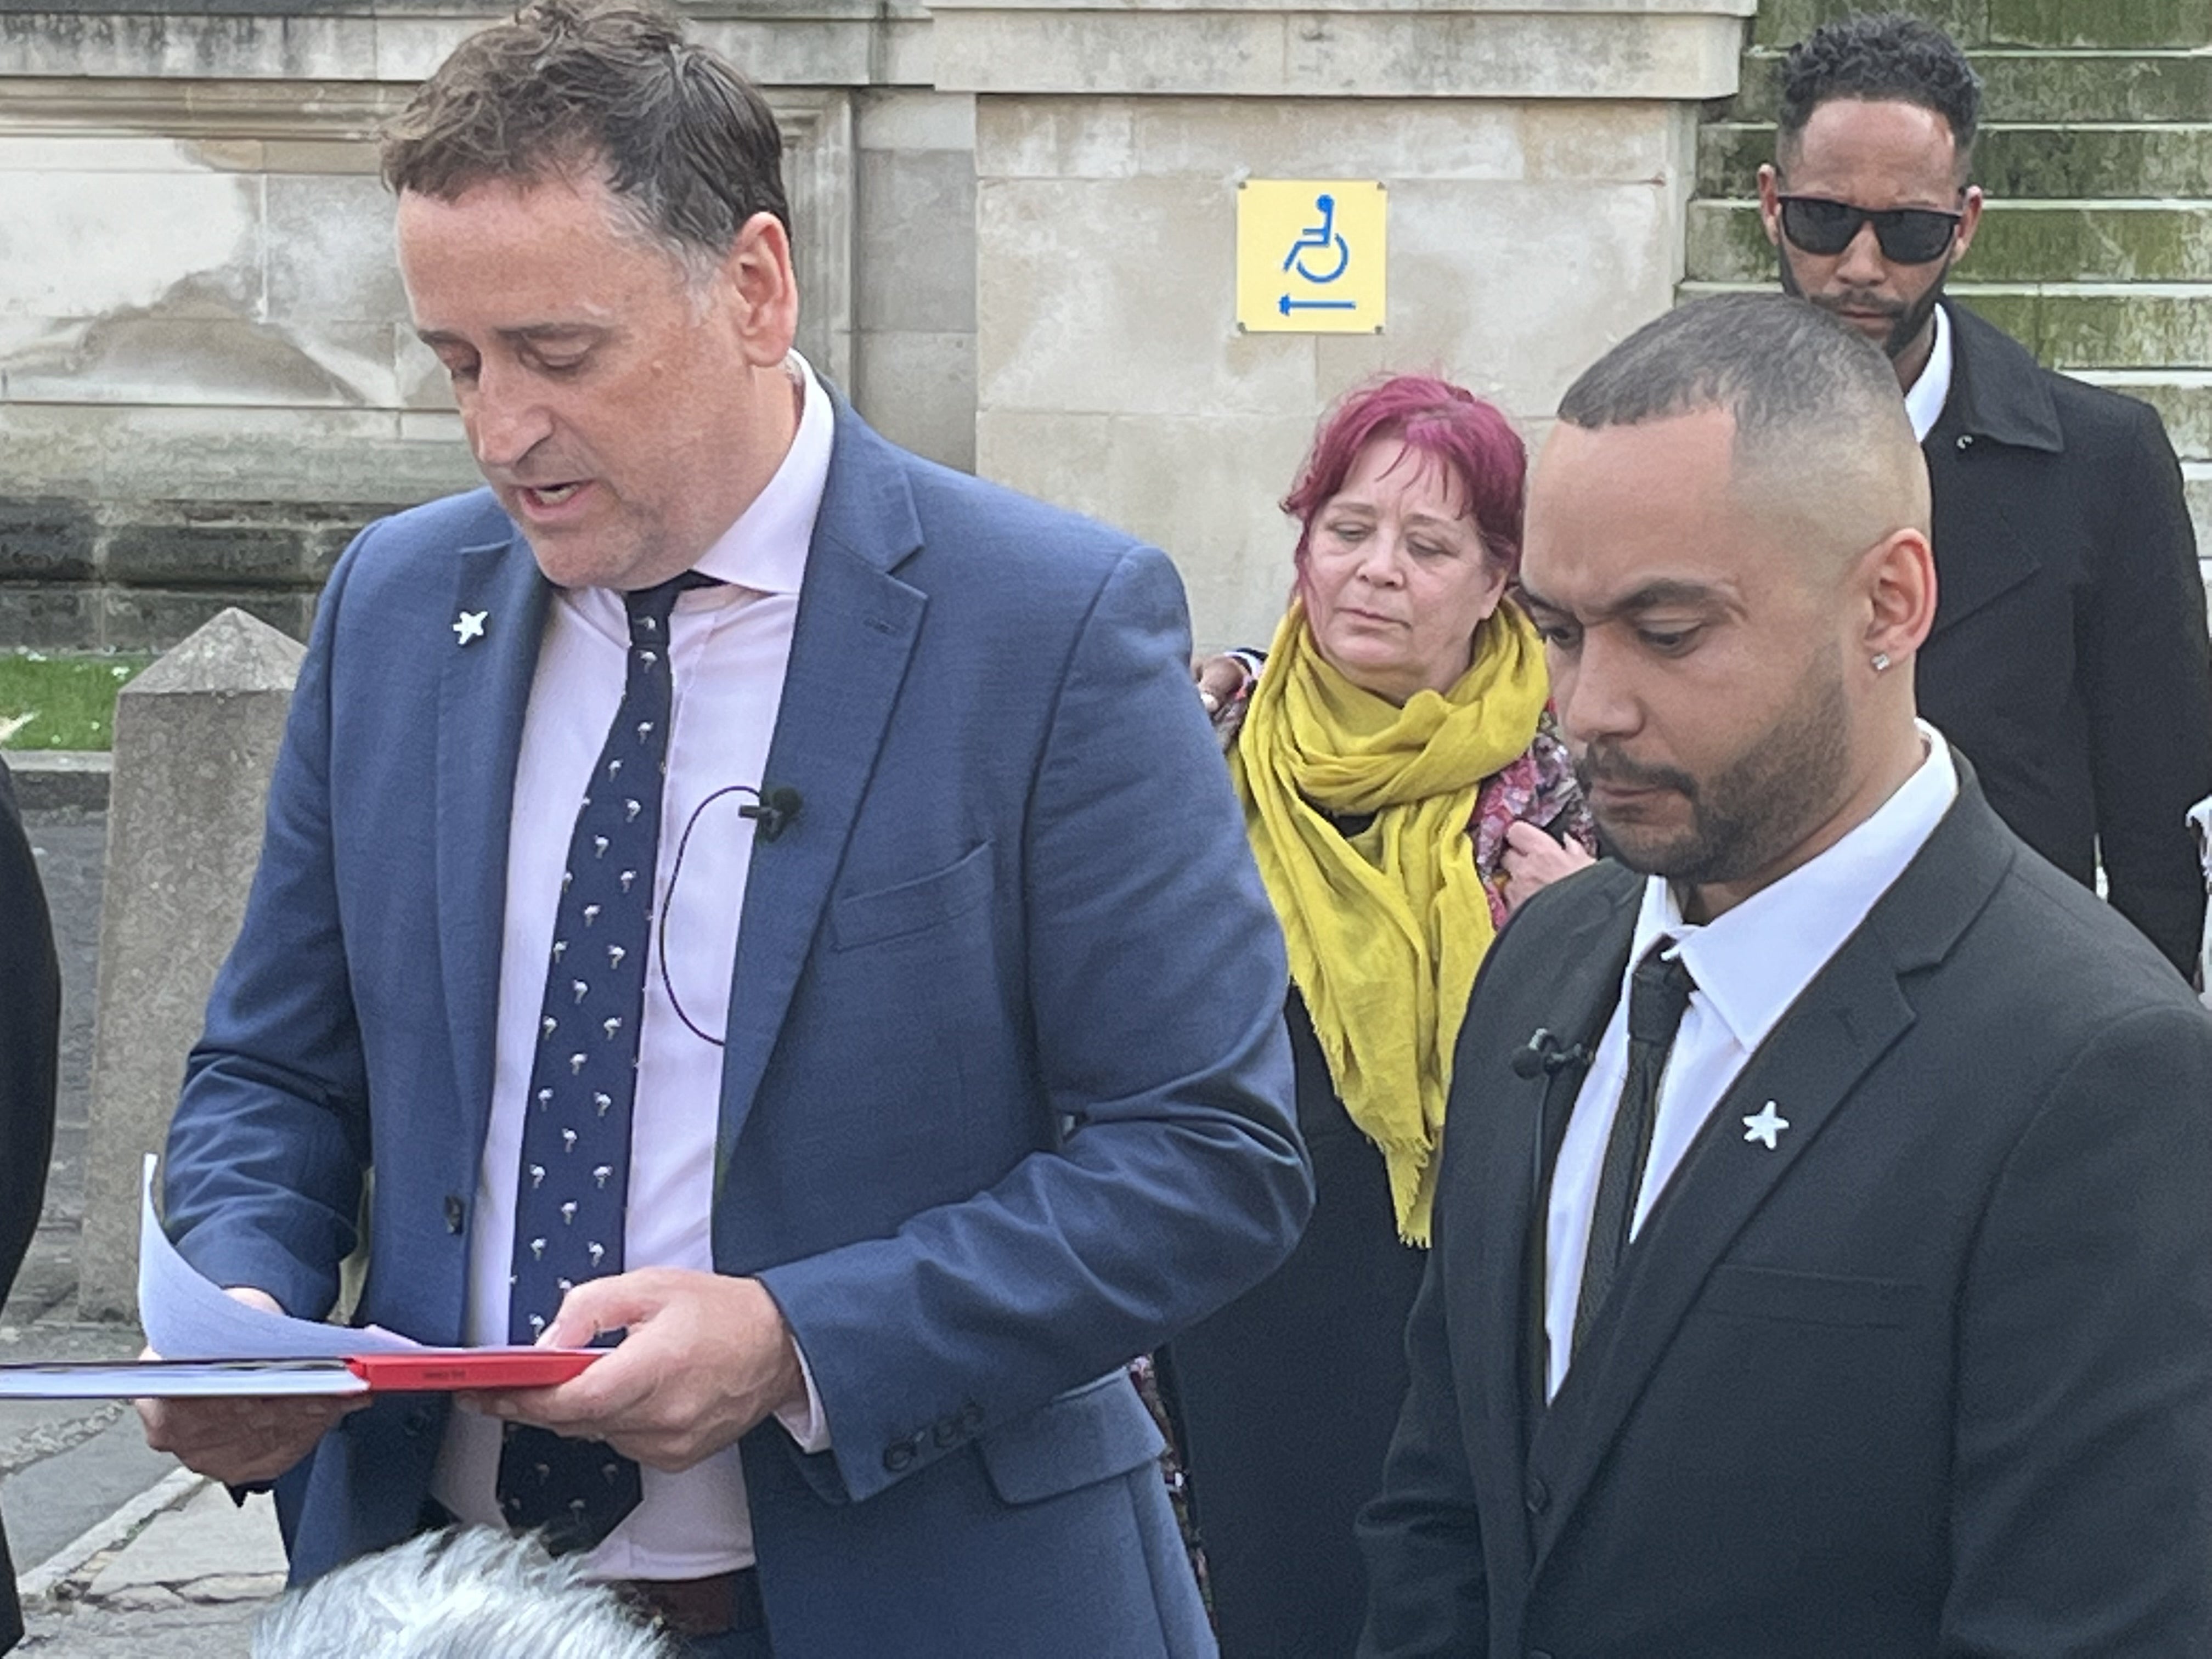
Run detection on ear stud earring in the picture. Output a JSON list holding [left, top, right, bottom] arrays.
[[1870, 652, 1893, 673]]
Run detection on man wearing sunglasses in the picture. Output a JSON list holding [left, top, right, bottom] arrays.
[[1755, 13, 2212, 980]]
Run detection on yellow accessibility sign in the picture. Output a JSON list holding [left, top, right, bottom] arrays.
[[1237, 179, 1387, 335]]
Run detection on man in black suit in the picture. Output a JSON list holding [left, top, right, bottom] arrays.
[[1358, 292, 2212, 1656], [0, 755, 60, 1652], [1754, 13, 2212, 976]]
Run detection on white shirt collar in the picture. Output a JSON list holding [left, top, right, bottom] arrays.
[[1628, 722, 1960, 1056], [1901, 303, 1954, 444], [689, 352, 833, 597]]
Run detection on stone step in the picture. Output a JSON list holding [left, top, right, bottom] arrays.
[[1700, 122, 2212, 201], [2073, 369, 2212, 458], [1687, 200, 2212, 285], [1729, 49, 2212, 125], [1753, 0, 2211, 50], [1678, 279, 2212, 369]]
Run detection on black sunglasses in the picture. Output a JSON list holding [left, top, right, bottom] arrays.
[[1778, 195, 1962, 264]]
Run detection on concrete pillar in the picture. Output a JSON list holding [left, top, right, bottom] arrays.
[[942, 0, 1756, 649], [78, 607, 304, 1321]]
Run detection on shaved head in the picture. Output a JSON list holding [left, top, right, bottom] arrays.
[[1525, 291, 1942, 918], [1559, 292, 1929, 578]]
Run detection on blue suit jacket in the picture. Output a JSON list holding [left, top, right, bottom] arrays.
[[163, 404, 1310, 1656]]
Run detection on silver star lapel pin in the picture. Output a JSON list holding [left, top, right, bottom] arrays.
[[452, 609, 488, 646], [1742, 1101, 1790, 1150]]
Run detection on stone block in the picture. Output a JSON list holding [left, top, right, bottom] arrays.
[[1701, 121, 2212, 201], [0, 585, 96, 652], [1312, 178, 1682, 424], [934, 3, 1754, 99], [1985, 0, 2211, 49], [78, 607, 305, 1319], [0, 10, 357, 81], [0, 403, 479, 509], [856, 89, 977, 154], [264, 172, 405, 326], [0, 168, 258, 322], [96, 586, 314, 652], [4, 315, 399, 410], [1685, 200, 2212, 286], [1753, 0, 1984, 48], [0, 498, 94, 582], [977, 407, 1319, 648], [976, 174, 1319, 417], [104, 523, 310, 589], [855, 329, 978, 472], [856, 149, 978, 335], [1731, 47, 2212, 123]]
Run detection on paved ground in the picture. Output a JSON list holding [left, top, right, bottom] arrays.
[[6, 807, 287, 1654]]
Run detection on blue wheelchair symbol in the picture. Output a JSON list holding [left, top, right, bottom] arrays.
[[1281, 193, 1350, 284]]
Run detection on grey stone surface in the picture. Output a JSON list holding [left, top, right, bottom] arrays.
[[3, 1410, 175, 1573], [0, 503, 94, 584], [856, 148, 978, 335], [78, 608, 304, 1319], [103, 526, 310, 590], [7, 754, 108, 815]]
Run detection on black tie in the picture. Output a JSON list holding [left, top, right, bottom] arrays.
[[1573, 942, 1697, 1356], [495, 570, 713, 1555]]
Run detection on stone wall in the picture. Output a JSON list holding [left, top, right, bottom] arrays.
[[1, 1, 1756, 651]]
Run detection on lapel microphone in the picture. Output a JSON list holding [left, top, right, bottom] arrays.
[[1511, 1026, 1592, 1080], [737, 785, 804, 843]]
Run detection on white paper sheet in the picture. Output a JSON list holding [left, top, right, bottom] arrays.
[[0, 1359, 368, 1400], [138, 1154, 417, 1360]]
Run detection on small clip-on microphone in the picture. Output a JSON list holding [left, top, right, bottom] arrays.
[[738, 785, 804, 843], [1511, 1026, 1589, 1080]]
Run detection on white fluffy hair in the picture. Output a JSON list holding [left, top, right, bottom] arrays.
[[252, 1526, 674, 1659]]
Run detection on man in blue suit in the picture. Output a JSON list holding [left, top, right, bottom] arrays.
[[138, 4, 1310, 1654]]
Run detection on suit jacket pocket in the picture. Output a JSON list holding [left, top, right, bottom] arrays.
[[830, 841, 994, 951], [978, 1371, 1166, 1505], [1698, 1263, 1921, 1329]]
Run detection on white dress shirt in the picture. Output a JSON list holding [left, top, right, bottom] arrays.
[[1903, 302, 1955, 443], [430, 354, 834, 1579], [1543, 725, 1959, 1400]]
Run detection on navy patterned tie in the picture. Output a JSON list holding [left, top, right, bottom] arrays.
[[496, 571, 711, 1554]]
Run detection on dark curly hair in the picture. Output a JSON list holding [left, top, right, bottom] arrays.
[[1776, 13, 1982, 180], [380, 0, 789, 269]]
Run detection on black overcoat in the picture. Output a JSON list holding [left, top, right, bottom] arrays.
[[1921, 301, 2211, 975]]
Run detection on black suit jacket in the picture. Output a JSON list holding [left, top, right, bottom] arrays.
[[1359, 772, 2212, 1657], [0, 758, 59, 1652], [1921, 302, 2211, 975]]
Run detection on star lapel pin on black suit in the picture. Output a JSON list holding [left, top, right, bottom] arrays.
[[1742, 1101, 1790, 1150]]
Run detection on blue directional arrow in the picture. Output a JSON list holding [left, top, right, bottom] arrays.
[[1280, 295, 1358, 315]]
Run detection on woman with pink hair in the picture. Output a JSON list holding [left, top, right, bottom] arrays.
[[1165, 375, 1593, 1657]]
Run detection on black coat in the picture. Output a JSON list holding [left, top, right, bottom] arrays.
[[0, 758, 59, 1652], [1359, 771, 2212, 1656], [1920, 301, 2211, 975]]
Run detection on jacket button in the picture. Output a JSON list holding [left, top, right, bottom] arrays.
[[882, 1441, 916, 1474], [960, 1401, 985, 1431], [933, 1417, 962, 1448], [1956, 433, 1974, 451], [443, 1195, 465, 1234], [1524, 1476, 1549, 1515]]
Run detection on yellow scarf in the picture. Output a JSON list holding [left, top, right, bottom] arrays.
[[1232, 599, 1549, 1244]]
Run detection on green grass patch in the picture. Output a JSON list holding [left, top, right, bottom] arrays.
[[0, 651, 157, 752]]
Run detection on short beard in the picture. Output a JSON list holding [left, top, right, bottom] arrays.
[[1779, 247, 1953, 362], [1576, 645, 1855, 889]]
